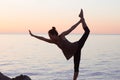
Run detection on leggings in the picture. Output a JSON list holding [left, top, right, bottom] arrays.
[[74, 27, 90, 72]]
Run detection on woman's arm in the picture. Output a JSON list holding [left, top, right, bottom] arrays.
[[29, 30, 54, 43], [60, 9, 86, 37], [60, 20, 81, 37]]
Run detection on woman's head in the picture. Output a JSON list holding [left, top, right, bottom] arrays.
[[48, 27, 58, 36], [48, 27, 58, 40]]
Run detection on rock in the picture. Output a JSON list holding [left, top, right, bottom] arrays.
[[0, 72, 11, 80], [12, 74, 31, 80], [0, 72, 31, 80]]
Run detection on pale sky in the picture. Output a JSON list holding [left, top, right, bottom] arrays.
[[0, 0, 120, 34]]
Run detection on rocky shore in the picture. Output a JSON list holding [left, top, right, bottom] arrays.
[[0, 72, 31, 80]]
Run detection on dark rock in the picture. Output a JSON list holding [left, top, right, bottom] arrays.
[[0, 72, 31, 80]]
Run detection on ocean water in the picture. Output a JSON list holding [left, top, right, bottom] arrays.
[[0, 34, 120, 80]]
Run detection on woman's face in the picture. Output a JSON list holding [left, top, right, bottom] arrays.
[[49, 33, 58, 41]]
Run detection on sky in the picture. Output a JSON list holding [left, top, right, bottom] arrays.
[[0, 0, 120, 34]]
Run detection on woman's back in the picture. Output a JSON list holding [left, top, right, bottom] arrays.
[[55, 35, 78, 60]]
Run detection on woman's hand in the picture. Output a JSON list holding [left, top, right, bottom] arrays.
[[29, 30, 34, 36]]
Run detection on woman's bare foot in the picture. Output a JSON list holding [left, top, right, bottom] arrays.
[[79, 9, 84, 18]]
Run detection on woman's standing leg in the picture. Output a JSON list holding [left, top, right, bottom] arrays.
[[73, 50, 81, 80]]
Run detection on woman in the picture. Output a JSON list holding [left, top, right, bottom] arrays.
[[29, 9, 90, 80]]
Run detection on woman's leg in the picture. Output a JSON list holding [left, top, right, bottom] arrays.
[[78, 18, 90, 49], [73, 50, 81, 80], [78, 9, 90, 48], [73, 12, 90, 80]]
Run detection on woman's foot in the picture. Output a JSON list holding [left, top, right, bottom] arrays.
[[79, 9, 84, 18]]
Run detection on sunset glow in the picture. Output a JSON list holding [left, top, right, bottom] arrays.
[[0, 0, 120, 34]]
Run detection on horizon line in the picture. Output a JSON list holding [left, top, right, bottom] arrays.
[[0, 33, 120, 35]]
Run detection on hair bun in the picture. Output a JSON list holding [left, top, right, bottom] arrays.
[[52, 27, 56, 30]]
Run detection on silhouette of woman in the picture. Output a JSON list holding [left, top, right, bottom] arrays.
[[29, 9, 90, 80]]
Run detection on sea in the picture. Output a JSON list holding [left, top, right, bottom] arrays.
[[0, 34, 120, 80]]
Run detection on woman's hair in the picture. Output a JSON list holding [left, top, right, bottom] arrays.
[[48, 27, 58, 35]]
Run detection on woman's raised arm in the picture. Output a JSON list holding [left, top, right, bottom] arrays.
[[60, 20, 81, 37], [60, 10, 84, 37], [29, 30, 54, 43]]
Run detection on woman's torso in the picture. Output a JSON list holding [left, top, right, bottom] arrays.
[[54, 35, 78, 60]]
